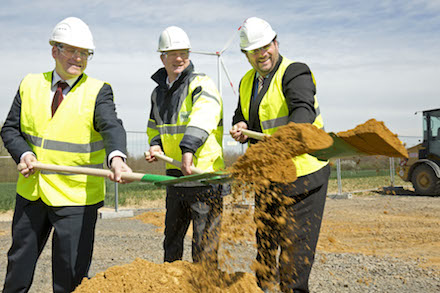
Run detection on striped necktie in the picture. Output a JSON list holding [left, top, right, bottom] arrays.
[[257, 76, 264, 94]]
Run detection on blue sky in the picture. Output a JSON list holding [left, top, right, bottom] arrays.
[[1, 0, 439, 148]]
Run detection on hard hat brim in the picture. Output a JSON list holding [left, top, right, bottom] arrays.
[[157, 46, 191, 53], [241, 32, 276, 51], [49, 39, 95, 51]]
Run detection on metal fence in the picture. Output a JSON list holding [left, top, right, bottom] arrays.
[[0, 132, 422, 197], [126, 131, 246, 157], [127, 131, 422, 157]]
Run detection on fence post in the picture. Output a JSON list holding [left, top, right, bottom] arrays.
[[389, 157, 395, 187], [114, 181, 119, 212], [336, 158, 342, 195]]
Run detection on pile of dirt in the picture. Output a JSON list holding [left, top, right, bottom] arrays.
[[74, 208, 258, 293], [74, 258, 262, 293], [73, 120, 409, 292], [228, 122, 333, 187], [337, 119, 408, 158]]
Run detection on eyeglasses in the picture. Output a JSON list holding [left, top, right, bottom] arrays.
[[163, 50, 190, 59], [246, 42, 272, 55], [57, 44, 94, 61]]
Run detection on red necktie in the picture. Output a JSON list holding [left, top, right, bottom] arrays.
[[51, 81, 68, 116]]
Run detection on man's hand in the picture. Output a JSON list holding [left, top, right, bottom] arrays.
[[19, 153, 38, 178], [109, 156, 132, 184], [181, 152, 194, 176], [230, 121, 249, 143], [145, 145, 163, 163]]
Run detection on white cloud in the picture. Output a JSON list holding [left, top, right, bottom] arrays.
[[1, 0, 439, 147]]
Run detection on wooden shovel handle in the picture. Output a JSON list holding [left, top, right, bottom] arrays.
[[17, 162, 146, 181], [144, 152, 204, 174], [241, 129, 269, 140]]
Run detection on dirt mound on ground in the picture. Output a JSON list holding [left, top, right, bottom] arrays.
[[73, 120, 409, 292], [74, 258, 262, 293]]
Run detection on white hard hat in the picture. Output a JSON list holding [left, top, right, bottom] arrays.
[[158, 26, 191, 52], [240, 17, 277, 51], [49, 17, 95, 51]]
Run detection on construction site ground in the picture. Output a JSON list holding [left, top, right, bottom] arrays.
[[0, 191, 439, 292]]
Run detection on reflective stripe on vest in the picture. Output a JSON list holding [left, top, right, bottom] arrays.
[[147, 72, 225, 172], [239, 58, 328, 177], [261, 116, 289, 131], [17, 72, 107, 206]]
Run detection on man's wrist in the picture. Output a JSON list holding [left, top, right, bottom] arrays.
[[108, 150, 127, 167]]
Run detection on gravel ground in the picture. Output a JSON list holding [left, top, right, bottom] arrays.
[[1, 194, 439, 293]]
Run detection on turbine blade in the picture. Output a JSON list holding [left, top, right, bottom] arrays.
[[220, 56, 237, 97], [191, 50, 217, 56], [220, 25, 241, 54]]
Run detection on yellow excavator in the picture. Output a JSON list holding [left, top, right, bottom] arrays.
[[397, 108, 440, 195]]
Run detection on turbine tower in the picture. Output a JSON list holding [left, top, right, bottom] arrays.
[[191, 26, 241, 97]]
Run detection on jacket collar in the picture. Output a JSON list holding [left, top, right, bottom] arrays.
[[151, 61, 194, 87]]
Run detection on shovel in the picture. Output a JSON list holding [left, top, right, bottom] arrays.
[[241, 127, 407, 160], [17, 161, 230, 186], [144, 151, 231, 185]]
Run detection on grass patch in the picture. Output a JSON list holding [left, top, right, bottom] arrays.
[[0, 182, 17, 211], [0, 181, 166, 211], [328, 175, 408, 194], [329, 169, 391, 179], [104, 181, 166, 207]]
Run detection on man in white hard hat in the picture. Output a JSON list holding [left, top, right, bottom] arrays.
[[230, 17, 330, 293], [1, 17, 132, 293], [146, 26, 227, 265]]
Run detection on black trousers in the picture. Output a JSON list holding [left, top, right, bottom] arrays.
[[164, 185, 223, 264], [3, 195, 100, 293], [255, 170, 329, 293]]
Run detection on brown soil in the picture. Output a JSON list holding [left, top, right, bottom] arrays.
[[318, 200, 440, 269], [74, 208, 259, 293], [337, 119, 408, 158], [72, 120, 412, 292], [74, 258, 262, 293], [74, 199, 440, 293], [125, 201, 440, 270], [228, 122, 333, 186]]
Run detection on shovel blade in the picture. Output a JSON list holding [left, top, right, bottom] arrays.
[[312, 131, 409, 160], [153, 171, 232, 186], [311, 133, 366, 160]]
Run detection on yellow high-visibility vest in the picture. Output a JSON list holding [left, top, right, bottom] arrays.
[[147, 73, 225, 172], [239, 58, 328, 177], [18, 72, 106, 206]]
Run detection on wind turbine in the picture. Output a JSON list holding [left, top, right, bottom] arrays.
[[191, 26, 241, 97]]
